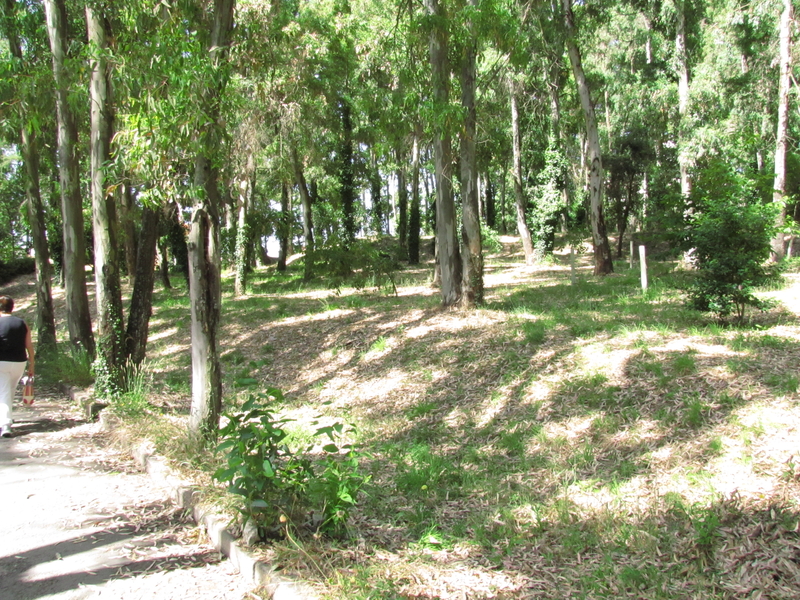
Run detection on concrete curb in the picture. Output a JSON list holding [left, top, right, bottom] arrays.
[[61, 386, 318, 600], [128, 439, 319, 600]]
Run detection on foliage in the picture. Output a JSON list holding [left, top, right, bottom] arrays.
[[481, 223, 503, 254], [37, 346, 94, 388], [0, 258, 36, 285], [528, 146, 569, 259], [316, 238, 400, 296], [687, 167, 778, 320], [214, 391, 368, 538], [108, 363, 153, 417]]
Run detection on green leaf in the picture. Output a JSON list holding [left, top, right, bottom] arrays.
[[322, 443, 339, 453], [263, 460, 275, 477], [251, 499, 268, 509]]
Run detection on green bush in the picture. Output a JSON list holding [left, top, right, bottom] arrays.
[[686, 175, 778, 321], [214, 390, 368, 538], [0, 258, 36, 285]]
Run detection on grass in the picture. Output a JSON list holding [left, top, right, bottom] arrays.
[[75, 241, 800, 599]]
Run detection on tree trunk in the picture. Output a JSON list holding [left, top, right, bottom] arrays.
[[409, 128, 422, 265], [510, 88, 536, 265], [119, 183, 139, 288], [3, 1, 57, 349], [340, 100, 356, 247], [425, 0, 461, 306], [188, 0, 234, 441], [188, 208, 222, 439], [87, 5, 125, 393], [370, 147, 384, 235], [293, 148, 315, 281], [234, 151, 254, 296], [485, 172, 496, 230], [125, 206, 159, 365], [159, 238, 172, 290], [676, 0, 692, 198], [397, 148, 409, 251], [772, 0, 792, 260], [277, 181, 291, 272], [460, 3, 484, 307], [43, 0, 95, 356], [21, 129, 58, 351], [562, 0, 613, 275]]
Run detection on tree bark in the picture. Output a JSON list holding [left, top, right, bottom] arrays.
[[234, 151, 254, 296], [676, 0, 692, 198], [460, 1, 484, 306], [188, 208, 222, 438], [340, 100, 356, 247], [119, 183, 139, 288], [408, 128, 422, 264], [397, 147, 409, 250], [2, 0, 57, 349], [87, 4, 125, 392], [510, 88, 536, 265], [562, 0, 613, 275], [277, 181, 291, 272], [188, 0, 234, 441], [293, 148, 316, 281], [43, 0, 95, 356], [425, 0, 461, 306], [125, 206, 159, 365], [772, 0, 792, 260]]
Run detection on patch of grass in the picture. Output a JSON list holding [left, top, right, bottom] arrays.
[[395, 444, 465, 499], [683, 395, 710, 428], [671, 351, 697, 375], [764, 373, 799, 395], [405, 399, 438, 419], [516, 319, 547, 345], [708, 437, 724, 455], [38, 346, 94, 387]]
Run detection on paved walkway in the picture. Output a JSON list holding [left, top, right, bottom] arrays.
[[0, 386, 257, 600]]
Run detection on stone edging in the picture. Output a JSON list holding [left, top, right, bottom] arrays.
[[63, 385, 318, 600]]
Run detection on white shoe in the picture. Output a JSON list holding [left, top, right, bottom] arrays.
[[0, 426, 11, 438]]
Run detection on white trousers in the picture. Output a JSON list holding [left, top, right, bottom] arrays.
[[0, 361, 26, 428]]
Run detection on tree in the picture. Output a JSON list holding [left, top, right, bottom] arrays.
[[86, 3, 125, 393], [42, 0, 95, 355], [188, 0, 235, 441], [1, 0, 57, 350], [771, 0, 792, 261], [562, 0, 613, 275], [425, 0, 461, 306], [459, 0, 484, 306]]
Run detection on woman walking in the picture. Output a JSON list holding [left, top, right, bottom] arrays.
[[0, 296, 34, 438]]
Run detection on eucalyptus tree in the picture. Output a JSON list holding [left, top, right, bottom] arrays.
[[0, 0, 57, 349], [424, 0, 462, 306], [86, 2, 125, 393], [772, 0, 792, 259], [561, 0, 613, 275], [42, 0, 95, 355], [457, 0, 484, 306], [187, 0, 235, 440]]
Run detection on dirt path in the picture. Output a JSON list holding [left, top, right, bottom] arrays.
[[0, 386, 256, 600]]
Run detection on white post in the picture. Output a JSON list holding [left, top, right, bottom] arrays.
[[639, 245, 648, 292]]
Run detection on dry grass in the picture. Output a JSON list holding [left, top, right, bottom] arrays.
[[8, 240, 800, 599]]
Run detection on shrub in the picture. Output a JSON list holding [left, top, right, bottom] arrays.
[[214, 390, 368, 538], [0, 258, 36, 285], [686, 176, 778, 321]]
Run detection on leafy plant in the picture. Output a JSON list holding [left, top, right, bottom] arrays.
[[686, 169, 779, 320], [214, 390, 368, 538]]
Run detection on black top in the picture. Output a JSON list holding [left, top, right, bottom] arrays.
[[0, 315, 28, 362]]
